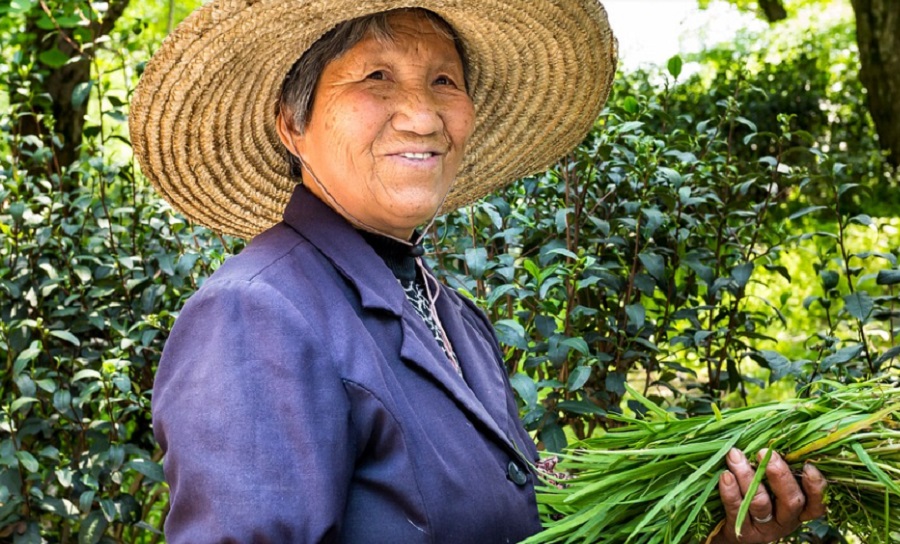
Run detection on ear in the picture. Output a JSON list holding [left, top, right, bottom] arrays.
[[276, 113, 305, 159]]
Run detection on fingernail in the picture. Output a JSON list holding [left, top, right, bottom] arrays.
[[760, 449, 780, 463], [728, 448, 741, 463], [804, 463, 822, 480], [722, 471, 735, 486]]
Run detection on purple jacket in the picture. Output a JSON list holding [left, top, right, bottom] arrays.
[[152, 185, 543, 543]]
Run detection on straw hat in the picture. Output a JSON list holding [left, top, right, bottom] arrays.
[[130, 0, 617, 239]]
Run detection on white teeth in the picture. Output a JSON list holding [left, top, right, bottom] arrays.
[[399, 152, 433, 160]]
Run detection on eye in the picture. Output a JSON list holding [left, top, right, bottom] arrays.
[[434, 75, 457, 87], [366, 70, 386, 81]]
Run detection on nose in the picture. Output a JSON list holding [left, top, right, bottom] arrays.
[[390, 85, 444, 136]]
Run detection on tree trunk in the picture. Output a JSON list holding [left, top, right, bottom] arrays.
[[41, 30, 92, 173], [851, 0, 900, 167], [758, 0, 788, 22], [10, 0, 130, 186]]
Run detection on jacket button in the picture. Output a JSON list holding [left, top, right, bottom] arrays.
[[507, 460, 528, 486]]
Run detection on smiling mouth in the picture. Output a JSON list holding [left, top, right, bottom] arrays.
[[397, 152, 438, 160]]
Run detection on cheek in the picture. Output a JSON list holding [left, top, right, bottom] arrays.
[[450, 101, 476, 147], [335, 100, 391, 150]]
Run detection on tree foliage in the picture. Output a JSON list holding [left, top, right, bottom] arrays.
[[700, 0, 900, 167]]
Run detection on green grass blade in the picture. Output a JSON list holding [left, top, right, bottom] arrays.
[[851, 441, 900, 496], [625, 430, 743, 544], [734, 448, 774, 536]]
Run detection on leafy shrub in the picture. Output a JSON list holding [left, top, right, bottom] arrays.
[[1, 5, 240, 539]]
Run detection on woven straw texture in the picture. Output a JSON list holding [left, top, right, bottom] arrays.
[[130, 0, 617, 239]]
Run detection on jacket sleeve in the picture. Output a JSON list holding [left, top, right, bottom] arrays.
[[152, 279, 354, 543]]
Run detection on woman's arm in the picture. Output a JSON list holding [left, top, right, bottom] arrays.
[[152, 280, 355, 543]]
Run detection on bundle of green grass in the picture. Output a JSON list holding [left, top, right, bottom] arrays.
[[525, 380, 900, 544]]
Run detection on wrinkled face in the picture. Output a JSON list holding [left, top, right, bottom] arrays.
[[277, 10, 475, 239]]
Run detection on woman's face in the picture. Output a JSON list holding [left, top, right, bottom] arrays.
[[278, 11, 475, 239]]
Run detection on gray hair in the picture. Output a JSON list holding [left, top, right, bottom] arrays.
[[276, 8, 470, 178]]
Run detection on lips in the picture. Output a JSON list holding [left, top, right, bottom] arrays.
[[398, 152, 436, 160]]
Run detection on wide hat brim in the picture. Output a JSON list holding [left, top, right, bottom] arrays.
[[130, 0, 617, 239]]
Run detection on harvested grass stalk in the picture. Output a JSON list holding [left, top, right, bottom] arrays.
[[524, 380, 900, 544]]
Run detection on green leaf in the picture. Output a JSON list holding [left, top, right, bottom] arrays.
[[72, 369, 102, 382], [617, 121, 644, 134], [547, 248, 578, 261], [821, 345, 865, 371], [731, 262, 754, 289], [40, 497, 78, 517], [843, 292, 874, 321], [49, 329, 80, 346], [539, 423, 566, 453], [757, 350, 799, 382], [494, 318, 527, 349], [560, 337, 589, 356], [638, 253, 665, 282], [557, 399, 606, 417], [72, 81, 93, 109], [567, 366, 591, 392], [100, 498, 116, 522], [78, 510, 108, 544], [667, 55, 683, 79], [622, 96, 639, 114], [684, 257, 714, 285], [126, 458, 166, 483], [73, 265, 93, 283], [112, 374, 131, 393], [16, 451, 39, 473], [53, 389, 72, 413], [876, 270, 900, 286], [11, 397, 38, 413], [555, 208, 569, 234], [605, 372, 626, 396], [509, 373, 537, 408], [14, 341, 42, 372], [819, 270, 840, 290], [851, 442, 900, 496], [735, 116, 757, 132], [38, 47, 71, 68], [9, 0, 37, 14], [79, 490, 96, 514], [625, 303, 645, 329], [874, 346, 900, 368], [788, 205, 827, 221]]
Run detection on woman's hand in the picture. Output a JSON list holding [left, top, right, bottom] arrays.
[[711, 448, 827, 543]]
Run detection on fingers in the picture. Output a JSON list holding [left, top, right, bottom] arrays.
[[717, 447, 829, 544], [725, 448, 774, 525], [759, 449, 805, 526], [799, 463, 827, 521], [718, 469, 743, 527]]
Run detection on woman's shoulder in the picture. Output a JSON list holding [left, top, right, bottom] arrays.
[[182, 222, 348, 320], [208, 222, 313, 283]]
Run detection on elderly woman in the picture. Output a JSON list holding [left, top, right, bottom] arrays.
[[130, 1, 825, 542]]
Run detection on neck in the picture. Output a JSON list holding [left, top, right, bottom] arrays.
[[359, 229, 423, 283]]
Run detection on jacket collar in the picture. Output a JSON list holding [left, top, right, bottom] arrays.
[[282, 184, 406, 317], [281, 184, 529, 461]]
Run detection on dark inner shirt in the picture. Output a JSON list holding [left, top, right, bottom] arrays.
[[360, 231, 461, 375]]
